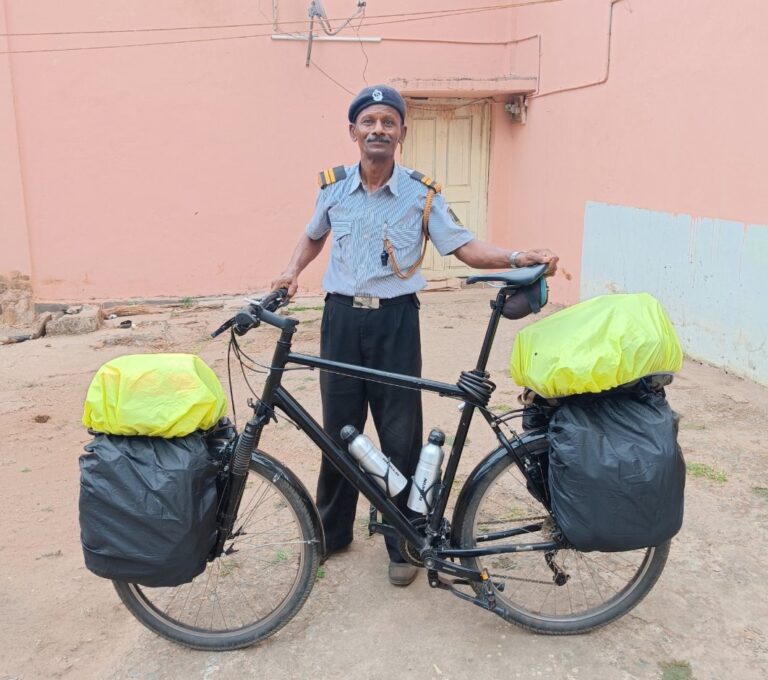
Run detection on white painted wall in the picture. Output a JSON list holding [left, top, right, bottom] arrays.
[[581, 202, 768, 386]]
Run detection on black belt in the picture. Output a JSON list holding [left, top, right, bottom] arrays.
[[325, 292, 417, 310]]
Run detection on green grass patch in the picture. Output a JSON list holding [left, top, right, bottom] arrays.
[[219, 558, 240, 577], [316, 566, 326, 581], [493, 403, 513, 412], [288, 305, 325, 313], [274, 549, 289, 562], [686, 462, 727, 483], [659, 660, 693, 680], [180, 296, 195, 308], [752, 487, 768, 500], [680, 421, 706, 431]]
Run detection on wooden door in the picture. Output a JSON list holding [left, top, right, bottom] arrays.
[[401, 99, 491, 278]]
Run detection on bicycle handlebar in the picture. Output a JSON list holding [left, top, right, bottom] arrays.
[[210, 288, 291, 338]]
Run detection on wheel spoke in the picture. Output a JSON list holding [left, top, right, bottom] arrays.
[[116, 460, 319, 649], [455, 435, 668, 631]]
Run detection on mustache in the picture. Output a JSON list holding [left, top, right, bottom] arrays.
[[365, 135, 390, 144]]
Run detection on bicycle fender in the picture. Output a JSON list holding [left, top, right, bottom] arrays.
[[450, 431, 548, 546], [252, 449, 326, 555]]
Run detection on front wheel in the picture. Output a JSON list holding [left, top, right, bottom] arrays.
[[114, 456, 321, 650], [451, 434, 670, 635]]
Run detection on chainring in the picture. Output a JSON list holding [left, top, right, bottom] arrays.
[[398, 517, 428, 567]]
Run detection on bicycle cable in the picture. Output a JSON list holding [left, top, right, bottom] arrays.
[[224, 312, 520, 432]]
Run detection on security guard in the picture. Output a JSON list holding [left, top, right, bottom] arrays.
[[272, 85, 558, 586]]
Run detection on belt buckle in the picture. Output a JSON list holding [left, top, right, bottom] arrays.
[[352, 295, 380, 310]]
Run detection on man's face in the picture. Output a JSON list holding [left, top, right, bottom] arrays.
[[349, 104, 407, 160]]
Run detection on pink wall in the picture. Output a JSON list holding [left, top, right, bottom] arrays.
[[2, 0, 766, 303], [505, 0, 768, 302], [0, 1, 31, 276]]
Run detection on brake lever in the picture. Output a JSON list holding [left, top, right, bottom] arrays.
[[210, 317, 235, 338], [211, 288, 288, 339]]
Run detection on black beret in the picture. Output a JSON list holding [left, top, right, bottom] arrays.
[[348, 85, 406, 124]]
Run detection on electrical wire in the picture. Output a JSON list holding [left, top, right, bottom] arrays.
[[309, 58, 356, 95], [312, 0, 366, 37], [0, 0, 563, 55], [354, 11, 369, 87], [0, 31, 275, 55], [0, 1, 562, 38]]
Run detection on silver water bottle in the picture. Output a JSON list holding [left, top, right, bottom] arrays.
[[407, 428, 446, 514], [341, 426, 408, 497]]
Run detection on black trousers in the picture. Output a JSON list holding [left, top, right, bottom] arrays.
[[316, 293, 423, 562]]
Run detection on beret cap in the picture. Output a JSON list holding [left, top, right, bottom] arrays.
[[348, 85, 406, 124]]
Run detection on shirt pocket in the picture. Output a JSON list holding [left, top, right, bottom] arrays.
[[387, 220, 423, 269], [387, 220, 422, 251], [330, 218, 352, 265]]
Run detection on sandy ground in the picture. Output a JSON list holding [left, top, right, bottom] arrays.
[[1, 289, 767, 680]]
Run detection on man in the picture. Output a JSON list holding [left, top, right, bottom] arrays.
[[272, 85, 558, 586]]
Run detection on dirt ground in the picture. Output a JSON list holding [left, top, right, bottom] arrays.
[[1, 289, 766, 680]]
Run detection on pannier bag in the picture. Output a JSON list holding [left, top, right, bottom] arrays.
[[82, 353, 227, 438], [547, 388, 685, 552], [79, 432, 219, 586], [510, 293, 683, 398]]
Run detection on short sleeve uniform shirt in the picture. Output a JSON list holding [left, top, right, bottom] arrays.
[[305, 163, 474, 298]]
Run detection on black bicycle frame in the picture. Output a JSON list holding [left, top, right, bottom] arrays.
[[247, 288, 557, 562]]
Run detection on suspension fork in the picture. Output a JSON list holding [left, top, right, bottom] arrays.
[[213, 326, 295, 557], [212, 409, 270, 556]]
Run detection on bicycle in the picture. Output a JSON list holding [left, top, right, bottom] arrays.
[[113, 264, 670, 650]]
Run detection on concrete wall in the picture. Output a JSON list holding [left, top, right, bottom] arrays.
[[1, 0, 766, 381], [0, 1, 31, 277], [505, 0, 768, 309], [582, 203, 768, 385], [0, 0, 527, 301]]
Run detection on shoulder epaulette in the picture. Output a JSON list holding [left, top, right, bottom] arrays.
[[409, 170, 442, 193], [318, 165, 347, 189]]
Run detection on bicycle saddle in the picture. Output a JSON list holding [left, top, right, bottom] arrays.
[[466, 264, 547, 288]]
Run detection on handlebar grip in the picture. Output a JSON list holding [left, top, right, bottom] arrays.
[[233, 309, 258, 335], [234, 310, 256, 328], [257, 306, 295, 330], [261, 287, 289, 313]]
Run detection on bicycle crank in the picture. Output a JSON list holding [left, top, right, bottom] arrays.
[[426, 565, 507, 615]]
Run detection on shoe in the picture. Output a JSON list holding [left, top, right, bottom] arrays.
[[388, 561, 419, 587], [319, 543, 351, 565]]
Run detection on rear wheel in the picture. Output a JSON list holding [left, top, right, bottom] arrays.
[[452, 434, 669, 634], [114, 457, 320, 650]]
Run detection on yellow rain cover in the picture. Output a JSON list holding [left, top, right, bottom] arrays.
[[82, 354, 227, 438], [510, 293, 682, 398]]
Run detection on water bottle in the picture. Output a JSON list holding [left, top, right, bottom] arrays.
[[340, 426, 408, 497], [407, 428, 446, 514]]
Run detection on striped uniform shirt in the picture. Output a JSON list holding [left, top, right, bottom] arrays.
[[305, 163, 474, 298]]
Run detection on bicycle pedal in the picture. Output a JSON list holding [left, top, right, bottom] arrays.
[[480, 568, 497, 610]]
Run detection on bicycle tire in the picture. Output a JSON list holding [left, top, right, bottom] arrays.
[[451, 434, 670, 635], [114, 456, 320, 650]]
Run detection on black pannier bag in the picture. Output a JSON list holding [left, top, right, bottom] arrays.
[[79, 432, 220, 587], [547, 387, 685, 552]]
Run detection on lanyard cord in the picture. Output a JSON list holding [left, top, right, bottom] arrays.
[[383, 185, 438, 280]]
